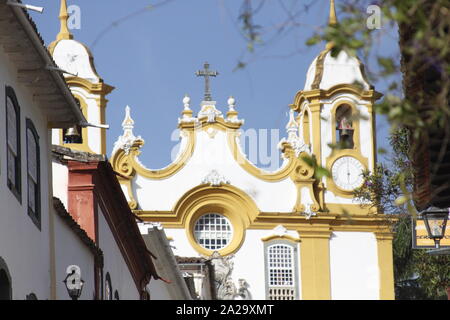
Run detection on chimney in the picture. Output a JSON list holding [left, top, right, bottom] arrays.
[[67, 160, 100, 242]]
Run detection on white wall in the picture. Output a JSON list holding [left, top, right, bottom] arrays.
[[165, 227, 302, 300], [133, 129, 297, 213], [0, 45, 52, 300], [232, 230, 267, 300], [52, 161, 69, 208], [329, 232, 379, 300], [54, 209, 96, 300], [97, 206, 140, 300]]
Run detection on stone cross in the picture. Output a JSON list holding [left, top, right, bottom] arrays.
[[196, 62, 218, 101]]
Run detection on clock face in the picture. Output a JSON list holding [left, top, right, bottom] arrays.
[[331, 156, 365, 191]]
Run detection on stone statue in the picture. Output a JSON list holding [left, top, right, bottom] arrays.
[[208, 251, 252, 300]]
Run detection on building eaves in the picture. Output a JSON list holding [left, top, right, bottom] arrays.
[[1, 0, 86, 128]]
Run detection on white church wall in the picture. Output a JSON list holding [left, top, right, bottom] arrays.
[[52, 39, 100, 83], [97, 206, 140, 300], [134, 130, 297, 213], [165, 228, 199, 258], [165, 227, 302, 301], [0, 48, 53, 300], [52, 161, 69, 208], [329, 231, 379, 300], [54, 210, 96, 300], [232, 230, 269, 300]]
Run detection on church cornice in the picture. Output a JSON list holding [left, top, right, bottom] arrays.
[[291, 83, 383, 113], [134, 208, 395, 235], [65, 76, 115, 96]]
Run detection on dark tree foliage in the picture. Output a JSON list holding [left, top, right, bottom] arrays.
[[354, 128, 450, 300]]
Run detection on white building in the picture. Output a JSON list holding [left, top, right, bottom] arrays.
[[0, 0, 84, 299], [0, 0, 186, 300], [110, 1, 395, 300]]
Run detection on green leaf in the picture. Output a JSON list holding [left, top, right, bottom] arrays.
[[315, 166, 331, 179]]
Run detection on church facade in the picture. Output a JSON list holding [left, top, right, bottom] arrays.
[[109, 2, 395, 300]]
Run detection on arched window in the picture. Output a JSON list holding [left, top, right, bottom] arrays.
[[105, 273, 112, 300], [264, 241, 299, 300], [63, 99, 82, 144], [26, 119, 40, 229], [0, 258, 12, 300], [6, 86, 21, 202], [301, 110, 311, 146], [335, 104, 354, 149]]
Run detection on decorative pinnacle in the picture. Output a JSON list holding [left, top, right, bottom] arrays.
[[286, 109, 298, 132], [56, 0, 73, 41], [122, 105, 134, 131], [329, 0, 338, 26], [195, 62, 218, 101], [326, 0, 338, 50], [183, 94, 191, 110], [227, 96, 236, 112]]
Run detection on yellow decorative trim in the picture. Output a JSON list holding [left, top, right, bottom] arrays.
[[311, 49, 331, 90], [186, 205, 246, 257], [289, 152, 323, 213], [375, 232, 395, 300], [65, 77, 115, 96], [297, 229, 332, 300], [291, 84, 382, 113], [140, 184, 259, 256], [137, 207, 393, 233], [227, 130, 297, 182], [178, 117, 242, 131], [111, 129, 196, 180], [133, 184, 260, 257], [261, 234, 301, 243], [118, 176, 138, 210]]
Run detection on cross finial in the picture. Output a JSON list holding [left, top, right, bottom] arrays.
[[196, 62, 218, 101]]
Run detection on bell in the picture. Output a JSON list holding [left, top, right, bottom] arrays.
[[337, 117, 353, 136], [64, 126, 81, 143]]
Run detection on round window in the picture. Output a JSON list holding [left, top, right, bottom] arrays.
[[194, 213, 233, 250]]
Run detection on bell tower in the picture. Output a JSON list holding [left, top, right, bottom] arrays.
[[49, 0, 114, 155], [290, 0, 382, 214]]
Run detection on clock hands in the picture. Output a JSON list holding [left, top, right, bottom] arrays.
[[347, 157, 350, 184]]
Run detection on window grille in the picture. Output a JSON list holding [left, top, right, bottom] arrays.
[[267, 244, 296, 300], [194, 213, 233, 250]]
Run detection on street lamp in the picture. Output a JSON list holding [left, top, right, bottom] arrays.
[[63, 270, 85, 300], [421, 206, 449, 249]]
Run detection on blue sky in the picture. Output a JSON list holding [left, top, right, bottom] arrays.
[[30, 0, 399, 168]]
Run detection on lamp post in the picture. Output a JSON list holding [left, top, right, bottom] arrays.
[[63, 269, 85, 300], [420, 207, 449, 249]]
